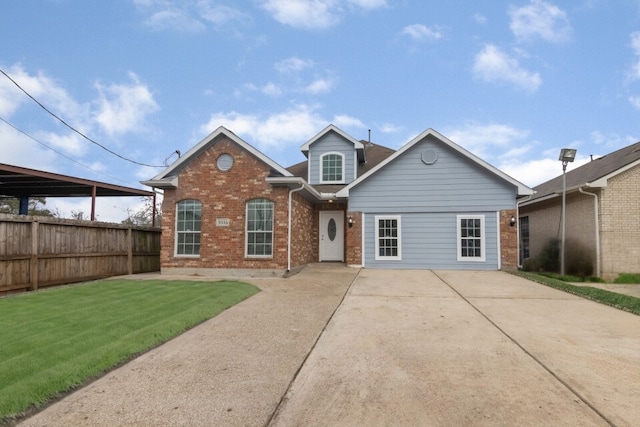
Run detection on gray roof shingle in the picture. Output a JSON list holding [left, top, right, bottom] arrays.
[[530, 141, 640, 201]]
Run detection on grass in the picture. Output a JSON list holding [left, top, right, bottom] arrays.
[[0, 279, 259, 423], [613, 273, 640, 284], [514, 271, 640, 316]]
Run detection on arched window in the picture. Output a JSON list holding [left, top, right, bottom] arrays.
[[246, 198, 274, 257], [320, 152, 344, 183], [176, 200, 201, 256]]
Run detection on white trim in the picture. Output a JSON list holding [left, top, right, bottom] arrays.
[[143, 126, 292, 188], [374, 215, 402, 261], [496, 211, 501, 270], [174, 199, 201, 258], [245, 198, 274, 259], [361, 213, 366, 267], [319, 152, 346, 184], [300, 124, 364, 154], [337, 128, 533, 198], [588, 158, 640, 187], [456, 214, 486, 262]]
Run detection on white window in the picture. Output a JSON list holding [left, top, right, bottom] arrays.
[[457, 215, 485, 262], [176, 200, 201, 256], [375, 215, 401, 260], [246, 199, 274, 257], [320, 152, 344, 183]]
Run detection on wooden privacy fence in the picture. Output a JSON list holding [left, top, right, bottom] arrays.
[[0, 215, 161, 294]]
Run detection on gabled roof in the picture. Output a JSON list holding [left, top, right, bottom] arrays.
[[141, 126, 292, 189], [287, 140, 395, 181], [337, 128, 533, 198], [527, 141, 640, 202], [300, 124, 366, 162]]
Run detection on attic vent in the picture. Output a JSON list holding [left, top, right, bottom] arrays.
[[217, 153, 233, 171], [421, 149, 438, 165]]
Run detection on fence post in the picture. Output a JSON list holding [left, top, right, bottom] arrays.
[[127, 227, 133, 275], [30, 220, 39, 291]]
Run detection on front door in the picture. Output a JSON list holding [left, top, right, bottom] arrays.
[[319, 211, 344, 261]]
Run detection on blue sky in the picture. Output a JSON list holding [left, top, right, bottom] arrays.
[[2, 0, 640, 222]]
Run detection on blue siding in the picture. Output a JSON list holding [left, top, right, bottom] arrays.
[[350, 135, 515, 270], [349, 136, 516, 213], [308, 131, 356, 185], [363, 212, 499, 270]]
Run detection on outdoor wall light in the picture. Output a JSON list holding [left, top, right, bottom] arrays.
[[509, 216, 516, 227], [348, 216, 354, 228]]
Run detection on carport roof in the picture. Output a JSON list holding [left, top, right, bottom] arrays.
[[0, 163, 153, 198]]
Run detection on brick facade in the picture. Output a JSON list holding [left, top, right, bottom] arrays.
[[345, 211, 363, 266], [160, 136, 312, 272], [520, 163, 640, 279], [598, 165, 640, 279], [499, 209, 517, 270]]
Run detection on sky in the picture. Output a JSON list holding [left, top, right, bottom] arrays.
[[2, 0, 640, 222]]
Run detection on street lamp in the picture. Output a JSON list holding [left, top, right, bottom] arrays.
[[559, 148, 577, 275]]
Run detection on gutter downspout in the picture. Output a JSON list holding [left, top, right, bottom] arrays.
[[516, 195, 533, 269], [579, 187, 601, 277], [287, 183, 305, 272]]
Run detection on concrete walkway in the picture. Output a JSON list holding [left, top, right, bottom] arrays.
[[19, 267, 640, 426]]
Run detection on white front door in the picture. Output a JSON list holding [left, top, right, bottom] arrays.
[[319, 211, 344, 261]]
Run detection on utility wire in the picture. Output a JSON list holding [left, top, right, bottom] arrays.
[[0, 67, 164, 168], [0, 115, 141, 187]]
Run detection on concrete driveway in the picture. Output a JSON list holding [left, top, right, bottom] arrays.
[[19, 266, 640, 426]]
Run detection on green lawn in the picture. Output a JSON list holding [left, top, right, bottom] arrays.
[[514, 271, 640, 316], [0, 279, 259, 422]]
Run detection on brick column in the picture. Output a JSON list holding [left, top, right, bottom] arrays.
[[500, 209, 518, 270], [346, 211, 362, 266]]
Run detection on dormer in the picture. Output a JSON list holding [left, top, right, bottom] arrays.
[[300, 124, 366, 186]]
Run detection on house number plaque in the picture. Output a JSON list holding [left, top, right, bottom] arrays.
[[216, 218, 230, 227]]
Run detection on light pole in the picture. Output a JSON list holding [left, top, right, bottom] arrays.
[[559, 148, 577, 275]]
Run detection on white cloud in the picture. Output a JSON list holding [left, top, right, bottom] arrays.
[[200, 105, 366, 155], [446, 122, 531, 158], [93, 72, 159, 136], [347, 0, 387, 8], [143, 8, 206, 33], [304, 78, 335, 94], [198, 3, 250, 26], [473, 13, 487, 25], [400, 24, 443, 41], [509, 0, 572, 43], [261, 0, 386, 29], [628, 32, 640, 81], [262, 0, 340, 29], [201, 105, 327, 149], [0, 63, 87, 122], [275, 57, 314, 73], [333, 114, 365, 129], [378, 123, 402, 133], [472, 44, 542, 92], [261, 82, 282, 96], [134, 0, 247, 33]]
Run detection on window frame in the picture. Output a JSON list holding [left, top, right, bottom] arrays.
[[519, 216, 530, 263], [245, 198, 274, 258], [375, 215, 402, 261], [319, 152, 345, 184], [456, 214, 486, 262], [175, 199, 202, 257]]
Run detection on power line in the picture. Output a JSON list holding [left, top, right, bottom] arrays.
[[0, 67, 165, 168], [0, 115, 142, 187]]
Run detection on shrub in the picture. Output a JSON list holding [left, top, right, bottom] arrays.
[[614, 273, 640, 284], [564, 239, 594, 277]]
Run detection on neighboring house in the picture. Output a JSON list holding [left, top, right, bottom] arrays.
[[142, 125, 532, 275], [519, 142, 640, 280]]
